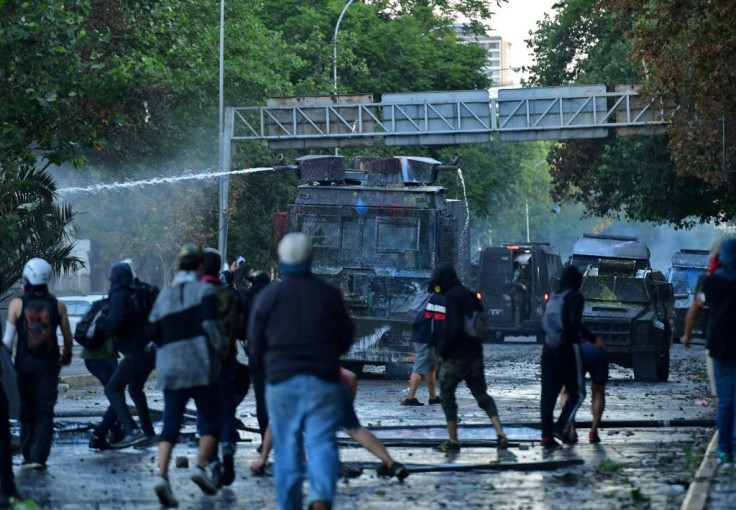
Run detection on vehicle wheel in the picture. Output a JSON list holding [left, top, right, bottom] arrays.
[[536, 331, 545, 345], [487, 331, 505, 344], [632, 353, 657, 382], [655, 349, 670, 382]]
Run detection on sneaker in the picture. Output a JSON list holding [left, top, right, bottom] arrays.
[[134, 434, 159, 449], [339, 462, 363, 478], [376, 461, 408, 481], [89, 433, 111, 450], [400, 398, 424, 406], [221, 442, 235, 486], [190, 465, 218, 495], [554, 430, 578, 446], [428, 397, 441, 405], [589, 430, 601, 444], [497, 434, 509, 450], [111, 430, 147, 449], [154, 475, 178, 508], [541, 436, 559, 450], [435, 440, 461, 453], [20, 462, 45, 470], [715, 449, 733, 464]]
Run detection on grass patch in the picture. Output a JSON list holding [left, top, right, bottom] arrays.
[[597, 459, 622, 473]]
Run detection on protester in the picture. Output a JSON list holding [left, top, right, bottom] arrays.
[[560, 340, 608, 444], [83, 327, 124, 450], [2, 258, 73, 469], [540, 265, 598, 449], [248, 233, 353, 510], [682, 238, 736, 463], [433, 264, 509, 453], [251, 367, 409, 482], [200, 248, 244, 487], [96, 262, 156, 448], [149, 244, 228, 507], [401, 283, 442, 407], [0, 307, 20, 506], [240, 270, 272, 443]]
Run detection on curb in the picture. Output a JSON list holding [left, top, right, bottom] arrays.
[[59, 374, 98, 387], [681, 432, 719, 510]]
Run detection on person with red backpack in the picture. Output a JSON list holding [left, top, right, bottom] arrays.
[[2, 258, 73, 469]]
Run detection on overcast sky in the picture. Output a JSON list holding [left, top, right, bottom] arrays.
[[487, 0, 558, 80]]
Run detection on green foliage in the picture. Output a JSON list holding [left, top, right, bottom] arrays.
[[597, 459, 622, 473], [0, 162, 82, 296]]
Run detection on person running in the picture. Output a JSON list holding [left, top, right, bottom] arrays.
[[248, 233, 353, 510], [401, 284, 442, 407], [0, 306, 20, 505], [683, 238, 736, 463], [199, 248, 243, 487], [433, 264, 509, 453], [560, 340, 608, 443], [251, 367, 409, 482], [540, 265, 596, 449], [96, 262, 156, 448], [149, 244, 228, 507], [3, 258, 73, 469]]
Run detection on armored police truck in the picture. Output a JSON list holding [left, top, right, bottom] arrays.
[[667, 249, 710, 342], [475, 243, 562, 343], [276, 155, 469, 377], [569, 234, 651, 272]]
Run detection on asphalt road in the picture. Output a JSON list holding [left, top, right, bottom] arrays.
[[16, 341, 715, 509]]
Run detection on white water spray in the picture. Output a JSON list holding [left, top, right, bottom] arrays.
[[57, 166, 274, 195], [456, 168, 471, 243]]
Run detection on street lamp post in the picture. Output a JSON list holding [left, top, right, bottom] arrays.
[[217, 0, 229, 264], [333, 0, 356, 95]]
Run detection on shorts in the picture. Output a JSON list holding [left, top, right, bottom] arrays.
[[581, 342, 609, 385], [412, 342, 437, 376], [339, 383, 361, 430]]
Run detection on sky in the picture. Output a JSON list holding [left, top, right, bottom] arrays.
[[487, 0, 558, 82]]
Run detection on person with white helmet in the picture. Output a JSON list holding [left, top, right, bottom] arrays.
[[3, 258, 73, 470]]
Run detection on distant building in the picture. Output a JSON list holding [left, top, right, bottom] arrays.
[[455, 24, 514, 87], [53, 239, 92, 293]]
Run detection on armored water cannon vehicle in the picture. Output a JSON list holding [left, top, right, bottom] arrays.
[[275, 155, 470, 377], [474, 243, 562, 343], [580, 259, 674, 381], [569, 234, 651, 273], [667, 249, 710, 342]]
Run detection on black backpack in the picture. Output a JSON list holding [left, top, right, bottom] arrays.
[[23, 298, 58, 357], [130, 280, 159, 324], [74, 298, 111, 349]]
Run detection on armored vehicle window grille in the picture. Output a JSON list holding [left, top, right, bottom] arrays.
[[668, 267, 705, 295], [299, 215, 341, 249], [375, 217, 420, 252], [581, 276, 650, 303], [586, 321, 631, 345]]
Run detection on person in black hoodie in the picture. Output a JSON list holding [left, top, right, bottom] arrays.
[[433, 264, 508, 453], [540, 265, 598, 449], [97, 262, 156, 448]]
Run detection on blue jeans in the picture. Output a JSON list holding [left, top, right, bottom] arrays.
[[85, 358, 123, 439], [266, 375, 342, 510], [713, 358, 736, 455]]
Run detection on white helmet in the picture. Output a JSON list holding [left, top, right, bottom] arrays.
[[22, 257, 52, 286]]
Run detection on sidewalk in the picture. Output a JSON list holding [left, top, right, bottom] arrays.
[[682, 432, 736, 510]]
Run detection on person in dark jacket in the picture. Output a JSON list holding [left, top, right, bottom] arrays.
[[540, 265, 598, 449], [241, 270, 271, 442], [97, 262, 156, 448], [433, 264, 508, 453], [248, 233, 353, 510], [402, 284, 443, 406], [3, 258, 73, 469], [683, 238, 736, 463]]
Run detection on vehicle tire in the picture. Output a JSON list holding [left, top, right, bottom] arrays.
[[632, 353, 657, 382], [655, 349, 670, 382], [536, 331, 545, 345], [487, 331, 505, 344]]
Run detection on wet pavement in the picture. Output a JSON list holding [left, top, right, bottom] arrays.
[[9, 341, 725, 508]]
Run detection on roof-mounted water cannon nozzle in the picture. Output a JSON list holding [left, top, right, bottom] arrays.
[[435, 155, 460, 173]]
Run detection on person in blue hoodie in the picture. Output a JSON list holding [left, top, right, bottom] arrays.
[[683, 238, 736, 463]]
